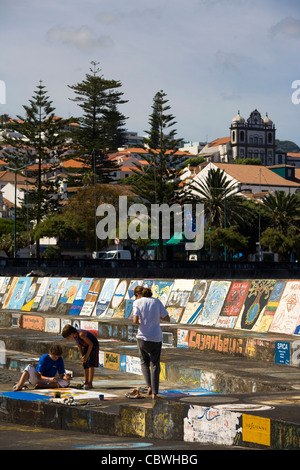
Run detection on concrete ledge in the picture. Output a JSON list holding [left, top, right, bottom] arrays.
[[1, 392, 300, 449]]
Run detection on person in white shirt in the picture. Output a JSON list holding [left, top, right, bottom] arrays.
[[132, 286, 170, 399]]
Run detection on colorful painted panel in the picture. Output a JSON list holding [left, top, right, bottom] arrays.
[[92, 278, 119, 318], [108, 279, 129, 318], [254, 281, 286, 333], [197, 281, 231, 326], [56, 279, 81, 314], [6, 277, 33, 310], [216, 281, 250, 329], [143, 279, 173, 305], [80, 279, 103, 316], [180, 280, 210, 325], [269, 281, 300, 335], [113, 279, 143, 319], [69, 278, 93, 316], [29, 277, 50, 311], [38, 277, 68, 312], [2, 277, 19, 309], [166, 279, 194, 323], [21, 278, 39, 311], [0, 277, 10, 305], [235, 280, 276, 331]]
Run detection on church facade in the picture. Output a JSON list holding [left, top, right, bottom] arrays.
[[230, 109, 277, 165]]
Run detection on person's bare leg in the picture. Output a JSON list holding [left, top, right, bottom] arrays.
[[87, 367, 94, 388], [13, 370, 29, 391]]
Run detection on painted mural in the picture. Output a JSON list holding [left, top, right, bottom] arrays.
[[216, 281, 250, 329], [0, 275, 300, 336], [113, 279, 143, 319], [28, 277, 50, 311], [38, 277, 67, 312], [69, 278, 93, 316], [143, 279, 173, 305], [6, 277, 33, 310], [254, 281, 286, 333], [165, 279, 194, 323], [56, 279, 81, 314], [184, 404, 242, 446], [80, 279, 103, 316], [269, 281, 300, 335], [180, 280, 210, 325], [0, 277, 10, 305], [197, 281, 231, 326], [235, 280, 276, 331], [92, 278, 119, 318], [2, 277, 19, 309]]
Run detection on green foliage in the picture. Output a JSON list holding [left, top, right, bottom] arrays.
[[68, 61, 127, 183], [2, 81, 70, 257], [186, 167, 253, 228]]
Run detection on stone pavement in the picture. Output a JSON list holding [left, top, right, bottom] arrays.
[[0, 322, 300, 450]]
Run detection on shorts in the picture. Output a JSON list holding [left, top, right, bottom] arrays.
[[24, 364, 70, 388], [82, 344, 99, 369]]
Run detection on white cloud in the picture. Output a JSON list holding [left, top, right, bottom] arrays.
[[47, 26, 113, 50]]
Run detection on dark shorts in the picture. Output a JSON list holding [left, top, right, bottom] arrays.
[[82, 344, 99, 369]]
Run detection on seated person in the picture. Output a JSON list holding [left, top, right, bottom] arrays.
[[13, 344, 71, 391]]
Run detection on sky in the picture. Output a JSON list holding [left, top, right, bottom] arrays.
[[1, 0, 300, 146]]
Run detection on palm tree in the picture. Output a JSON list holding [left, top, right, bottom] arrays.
[[186, 167, 251, 228], [262, 191, 300, 235]]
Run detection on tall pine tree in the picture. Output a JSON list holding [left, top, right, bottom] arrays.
[[68, 61, 128, 184], [2, 81, 70, 258], [131, 90, 184, 259]]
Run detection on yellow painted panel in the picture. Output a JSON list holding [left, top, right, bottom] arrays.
[[243, 414, 270, 446]]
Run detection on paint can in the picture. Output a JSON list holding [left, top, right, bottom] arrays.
[[99, 394, 104, 401]]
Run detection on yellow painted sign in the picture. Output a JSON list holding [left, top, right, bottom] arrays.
[[104, 352, 120, 370], [243, 414, 270, 446]]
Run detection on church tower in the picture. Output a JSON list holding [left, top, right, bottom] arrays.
[[230, 109, 276, 165]]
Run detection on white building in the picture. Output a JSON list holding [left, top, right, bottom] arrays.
[[199, 109, 286, 166], [182, 162, 300, 197]]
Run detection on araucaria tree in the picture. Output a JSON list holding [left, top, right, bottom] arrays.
[[2, 81, 70, 258], [131, 90, 184, 259], [68, 61, 128, 184]]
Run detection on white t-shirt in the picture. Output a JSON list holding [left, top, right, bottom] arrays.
[[132, 297, 169, 342]]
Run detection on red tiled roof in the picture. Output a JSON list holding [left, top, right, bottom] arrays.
[[215, 163, 300, 187]]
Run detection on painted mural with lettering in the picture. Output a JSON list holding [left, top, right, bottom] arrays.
[[216, 281, 250, 329], [184, 404, 242, 446], [80, 279, 103, 316], [270, 281, 300, 335], [69, 278, 93, 315], [0, 275, 300, 337]]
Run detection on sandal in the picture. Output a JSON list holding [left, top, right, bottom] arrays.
[[125, 389, 145, 399]]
